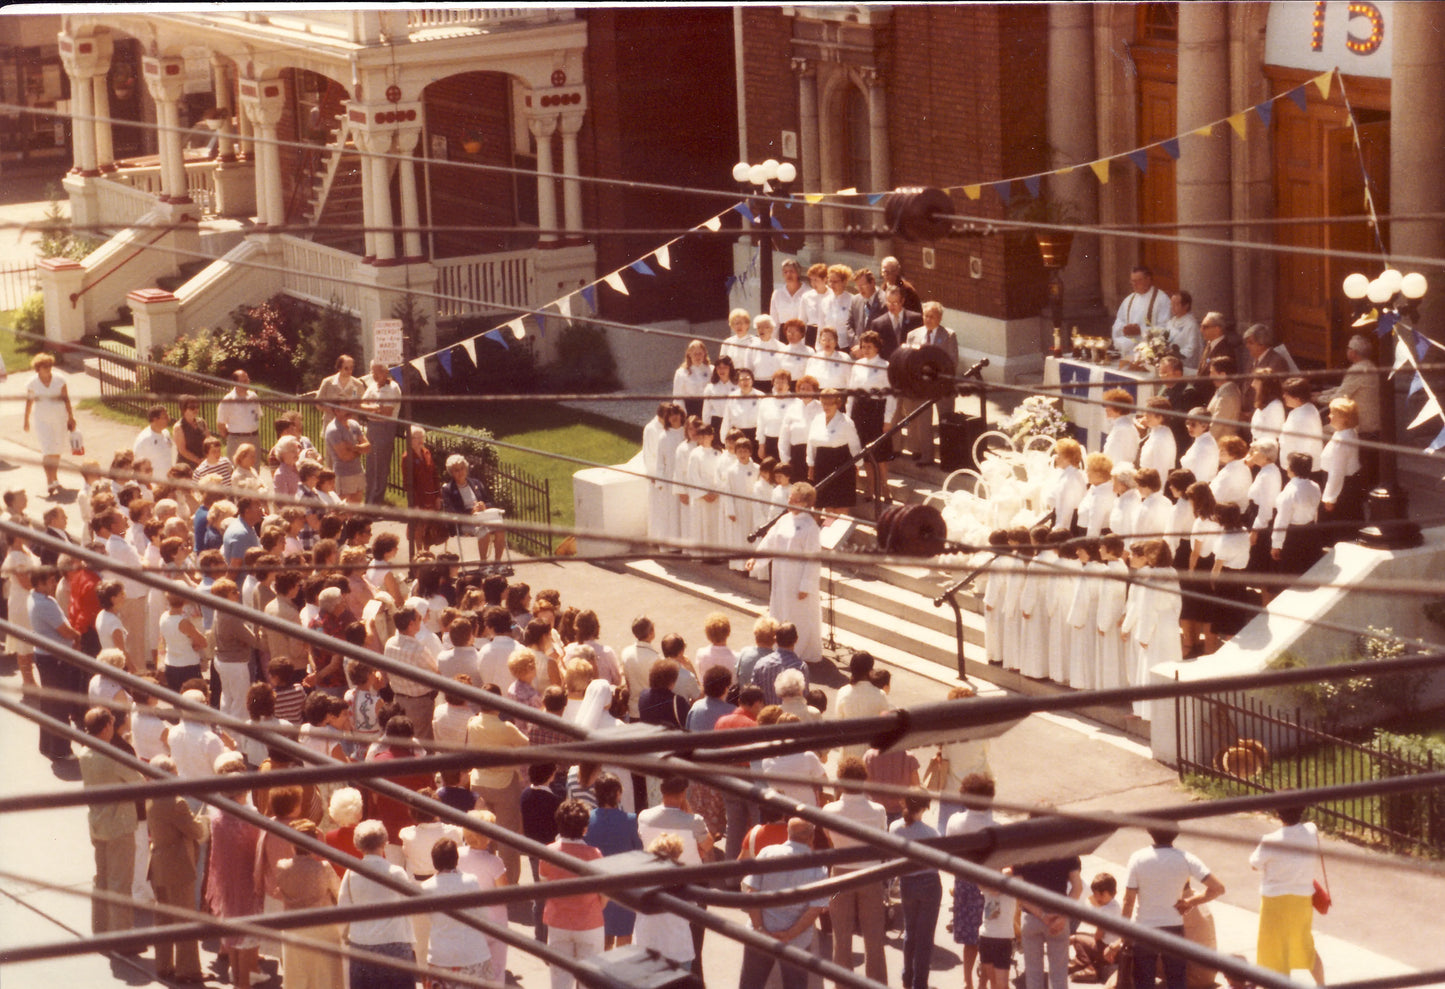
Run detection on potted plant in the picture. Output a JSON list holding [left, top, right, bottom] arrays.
[[1008, 192, 1082, 270]]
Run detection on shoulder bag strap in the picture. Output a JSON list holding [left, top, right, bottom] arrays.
[[1316, 829, 1330, 894]]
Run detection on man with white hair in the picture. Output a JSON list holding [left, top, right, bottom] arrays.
[[362, 359, 403, 506], [880, 255, 922, 314], [1320, 333, 1382, 436], [900, 301, 960, 466]]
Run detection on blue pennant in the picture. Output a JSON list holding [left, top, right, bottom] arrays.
[[992, 181, 1012, 205], [1128, 149, 1150, 173], [725, 275, 736, 293], [1376, 311, 1399, 338], [1417, 329, 1431, 361], [770, 215, 783, 230], [1254, 101, 1273, 127], [780, 199, 794, 209], [483, 328, 509, 351], [580, 285, 596, 312], [1429, 422, 1445, 452], [867, 193, 883, 205], [733, 201, 757, 224], [1409, 371, 1425, 399], [389, 367, 404, 388], [1287, 86, 1309, 113], [1161, 137, 1180, 160], [438, 349, 453, 377], [1023, 175, 1041, 198], [630, 259, 655, 277]]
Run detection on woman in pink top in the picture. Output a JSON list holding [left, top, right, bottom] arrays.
[[539, 799, 607, 989]]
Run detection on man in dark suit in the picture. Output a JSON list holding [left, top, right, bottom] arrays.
[[849, 267, 886, 349], [1159, 356, 1204, 451], [147, 754, 210, 981], [881, 256, 923, 314], [38, 505, 77, 567], [1241, 322, 1289, 413], [900, 301, 961, 466], [867, 286, 922, 360]]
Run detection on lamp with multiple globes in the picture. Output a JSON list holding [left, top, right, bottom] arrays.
[[733, 159, 797, 311], [1340, 267, 1427, 548]]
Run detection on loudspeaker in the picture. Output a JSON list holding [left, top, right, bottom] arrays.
[[937, 412, 984, 472]]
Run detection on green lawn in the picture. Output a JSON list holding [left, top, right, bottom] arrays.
[[0, 313, 37, 375]]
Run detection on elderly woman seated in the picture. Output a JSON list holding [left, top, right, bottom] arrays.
[[440, 454, 507, 564]]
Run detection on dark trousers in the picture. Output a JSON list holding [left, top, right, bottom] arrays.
[[529, 857, 548, 942], [738, 933, 813, 989], [1132, 925, 1187, 989], [33, 652, 82, 757], [723, 794, 757, 863], [899, 872, 943, 989]]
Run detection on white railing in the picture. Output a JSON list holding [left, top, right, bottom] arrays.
[[94, 176, 158, 228], [106, 160, 219, 217], [279, 235, 362, 314], [407, 8, 570, 29], [176, 239, 275, 335], [434, 250, 536, 318]]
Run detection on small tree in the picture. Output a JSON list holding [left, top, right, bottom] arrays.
[[36, 184, 101, 261]]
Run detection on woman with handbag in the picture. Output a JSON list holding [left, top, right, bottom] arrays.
[[1248, 805, 1327, 984]]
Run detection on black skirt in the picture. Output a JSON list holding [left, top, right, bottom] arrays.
[[1246, 528, 1273, 577], [1278, 524, 1321, 577], [1180, 554, 1214, 623], [683, 397, 704, 419], [762, 434, 781, 464], [1322, 472, 1367, 545], [812, 443, 857, 509], [852, 396, 895, 463], [1213, 567, 1254, 636]]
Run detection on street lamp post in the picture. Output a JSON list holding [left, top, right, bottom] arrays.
[[1341, 267, 1427, 548], [733, 158, 797, 314]]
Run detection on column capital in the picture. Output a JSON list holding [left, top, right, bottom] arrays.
[[790, 56, 815, 78], [238, 74, 286, 128], [528, 113, 559, 139], [345, 100, 424, 132], [58, 32, 107, 80], [526, 85, 587, 116], [143, 55, 188, 104], [558, 109, 586, 137]]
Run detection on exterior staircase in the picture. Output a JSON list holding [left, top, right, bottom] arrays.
[[299, 115, 365, 256], [622, 460, 1145, 740]]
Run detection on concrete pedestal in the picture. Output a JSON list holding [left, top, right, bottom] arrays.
[[127, 288, 181, 357], [573, 455, 648, 560], [39, 258, 87, 345]]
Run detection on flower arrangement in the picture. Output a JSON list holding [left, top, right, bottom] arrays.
[[1132, 329, 1176, 369], [1002, 395, 1073, 443]]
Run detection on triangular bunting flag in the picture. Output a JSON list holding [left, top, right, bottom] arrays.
[[733, 201, 756, 224], [963, 185, 982, 201], [1377, 311, 1398, 339], [1023, 175, 1041, 198], [603, 271, 629, 295], [804, 193, 825, 205], [703, 215, 722, 232], [580, 285, 596, 312], [836, 187, 857, 196], [1193, 123, 1214, 137], [1052, 165, 1076, 176], [1254, 101, 1273, 127], [992, 181, 1012, 205], [653, 245, 671, 270], [482, 328, 510, 351], [1127, 149, 1150, 174], [1393, 337, 1412, 373], [389, 367, 404, 388], [508, 319, 527, 340], [556, 293, 572, 319], [1408, 394, 1441, 431], [770, 215, 783, 230], [410, 357, 429, 383], [867, 193, 884, 205], [438, 348, 453, 378], [1089, 159, 1110, 184], [1287, 86, 1309, 113], [725, 275, 736, 294], [461, 336, 477, 364], [1417, 329, 1432, 361], [1409, 371, 1425, 399], [1227, 112, 1248, 139], [1313, 69, 1334, 100], [630, 259, 655, 277], [1428, 422, 1445, 452], [1161, 138, 1180, 160]]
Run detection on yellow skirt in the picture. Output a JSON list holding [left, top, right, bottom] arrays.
[[1257, 894, 1316, 974]]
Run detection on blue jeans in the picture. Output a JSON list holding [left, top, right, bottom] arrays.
[[1133, 925, 1187, 989], [900, 871, 943, 989], [1021, 912, 1070, 989]]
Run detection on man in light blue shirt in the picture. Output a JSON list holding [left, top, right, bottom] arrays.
[[740, 818, 830, 989], [221, 496, 262, 574]]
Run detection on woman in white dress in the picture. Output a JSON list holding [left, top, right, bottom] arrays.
[[1042, 438, 1087, 532], [702, 357, 739, 444], [673, 340, 712, 420], [649, 404, 686, 544], [757, 370, 797, 465], [999, 526, 1030, 673], [22, 353, 76, 496], [1121, 539, 1182, 719], [803, 327, 852, 391]]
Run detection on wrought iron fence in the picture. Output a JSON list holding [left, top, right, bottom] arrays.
[[1176, 689, 1445, 855], [91, 347, 552, 555], [0, 262, 38, 311]]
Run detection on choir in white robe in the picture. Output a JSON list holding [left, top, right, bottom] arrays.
[[1018, 554, 1051, 679], [756, 508, 822, 663], [999, 552, 1027, 672], [688, 443, 726, 553], [672, 437, 698, 545], [650, 424, 685, 542], [1102, 415, 1141, 466], [980, 551, 1010, 666], [1046, 552, 1078, 683], [1139, 425, 1177, 479], [723, 456, 761, 572], [1067, 559, 1104, 689], [1094, 557, 1130, 691], [748, 475, 782, 582], [1077, 482, 1115, 538], [1210, 458, 1251, 512], [1136, 491, 1172, 542], [1108, 488, 1142, 539], [1180, 432, 1219, 483], [1121, 566, 1183, 719], [1043, 466, 1087, 531]]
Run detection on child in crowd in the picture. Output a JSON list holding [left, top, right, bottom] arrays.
[[1069, 872, 1123, 983], [344, 659, 385, 757], [269, 657, 307, 723], [977, 875, 1017, 989]]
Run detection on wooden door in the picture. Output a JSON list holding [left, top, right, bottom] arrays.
[[1274, 100, 1333, 365], [1135, 48, 1178, 291], [1325, 120, 1390, 368]]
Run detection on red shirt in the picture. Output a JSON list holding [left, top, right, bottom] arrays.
[[68, 567, 102, 634], [540, 840, 605, 930], [713, 710, 759, 767]]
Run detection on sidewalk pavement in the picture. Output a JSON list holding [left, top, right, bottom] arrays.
[[0, 364, 1441, 988]]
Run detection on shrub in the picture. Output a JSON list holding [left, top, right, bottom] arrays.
[[1373, 731, 1445, 852], [296, 299, 362, 390], [12, 292, 45, 345], [541, 320, 618, 393], [450, 316, 537, 395]]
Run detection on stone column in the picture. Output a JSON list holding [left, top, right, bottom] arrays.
[[559, 109, 586, 240], [865, 69, 889, 196], [1046, 3, 1103, 317], [91, 34, 115, 172], [356, 134, 377, 261], [213, 56, 237, 163], [238, 74, 286, 225], [395, 120, 425, 262], [59, 33, 100, 177], [793, 58, 820, 257], [237, 92, 254, 160], [1175, 2, 1233, 312], [358, 127, 396, 262], [144, 55, 190, 203], [529, 112, 559, 244], [1391, 2, 1445, 340]]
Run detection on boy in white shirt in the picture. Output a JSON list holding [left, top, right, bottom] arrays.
[[1069, 872, 1124, 983]]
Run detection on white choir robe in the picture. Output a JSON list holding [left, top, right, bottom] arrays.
[[690, 445, 726, 554], [999, 554, 1027, 672], [1094, 559, 1130, 692], [1046, 555, 1079, 683], [1077, 483, 1115, 539], [1102, 415, 1141, 466], [757, 509, 822, 663], [1044, 467, 1087, 532], [980, 553, 1010, 666], [1018, 556, 1050, 679], [1109, 489, 1142, 539], [1139, 426, 1177, 480], [1122, 567, 1183, 719], [672, 439, 698, 546], [749, 478, 781, 582], [1066, 560, 1104, 690], [651, 427, 685, 542], [723, 458, 760, 571]]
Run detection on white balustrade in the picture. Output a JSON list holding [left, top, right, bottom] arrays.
[[433, 251, 536, 318], [279, 235, 363, 314]]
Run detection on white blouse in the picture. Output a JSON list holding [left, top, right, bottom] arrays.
[[1139, 426, 1178, 479], [718, 333, 759, 375], [777, 342, 814, 380], [1108, 488, 1141, 538], [846, 355, 897, 422], [1180, 433, 1219, 483], [1216, 528, 1251, 570], [1044, 465, 1087, 531], [751, 336, 784, 383], [673, 364, 711, 401], [805, 411, 863, 466], [721, 389, 762, 433], [1271, 477, 1322, 549], [1210, 459, 1251, 511], [1191, 516, 1222, 560], [1320, 428, 1360, 505], [804, 350, 853, 391], [779, 400, 823, 465], [702, 380, 738, 424], [1102, 416, 1141, 466], [769, 283, 809, 326], [1251, 399, 1285, 444], [758, 395, 800, 441], [1280, 403, 1325, 468], [1248, 463, 1284, 532], [1077, 482, 1115, 539]]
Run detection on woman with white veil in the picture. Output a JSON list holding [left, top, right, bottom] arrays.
[[572, 679, 637, 811]]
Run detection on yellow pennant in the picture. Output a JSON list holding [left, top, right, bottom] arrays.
[[1193, 123, 1214, 137], [1227, 113, 1248, 139], [1313, 69, 1334, 100], [963, 185, 982, 200], [1089, 159, 1110, 184], [804, 193, 825, 205], [1052, 166, 1075, 176]]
